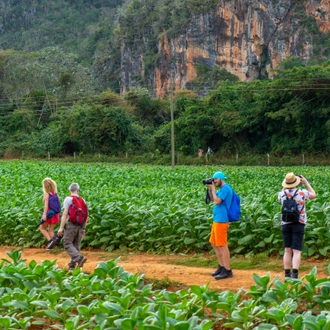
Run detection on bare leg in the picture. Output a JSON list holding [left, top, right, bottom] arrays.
[[48, 223, 57, 239], [283, 248, 293, 269], [212, 244, 231, 269], [40, 223, 51, 241], [219, 246, 230, 269], [211, 243, 223, 265], [292, 249, 301, 269]]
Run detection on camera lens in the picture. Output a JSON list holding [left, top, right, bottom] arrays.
[[202, 178, 214, 185]]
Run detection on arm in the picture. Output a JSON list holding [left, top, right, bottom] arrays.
[[42, 193, 49, 220], [207, 183, 223, 205], [82, 215, 88, 238], [300, 176, 316, 200], [58, 208, 68, 237]]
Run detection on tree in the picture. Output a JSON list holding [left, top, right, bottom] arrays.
[[0, 47, 97, 105]]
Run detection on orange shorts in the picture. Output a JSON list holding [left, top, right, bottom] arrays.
[[209, 222, 229, 246]]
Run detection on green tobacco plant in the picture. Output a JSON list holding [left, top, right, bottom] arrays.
[[301, 311, 330, 330], [2, 250, 26, 265], [0, 317, 13, 330], [0, 254, 329, 328], [0, 161, 330, 257], [247, 273, 281, 302]]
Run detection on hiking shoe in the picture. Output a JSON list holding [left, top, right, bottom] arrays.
[[77, 256, 87, 268], [291, 272, 298, 279], [211, 265, 225, 277], [214, 269, 233, 280]]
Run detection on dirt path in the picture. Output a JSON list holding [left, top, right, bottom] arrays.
[[0, 247, 327, 291]]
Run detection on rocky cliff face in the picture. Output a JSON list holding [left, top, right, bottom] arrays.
[[120, 0, 330, 97]]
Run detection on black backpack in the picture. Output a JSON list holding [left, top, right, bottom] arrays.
[[281, 190, 301, 222]]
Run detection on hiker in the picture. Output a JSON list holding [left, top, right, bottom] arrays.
[[207, 171, 234, 280], [40, 178, 60, 250], [278, 172, 316, 279], [198, 148, 203, 157], [58, 183, 88, 270]]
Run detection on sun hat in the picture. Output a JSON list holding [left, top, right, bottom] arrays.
[[213, 171, 227, 180], [282, 172, 301, 188]]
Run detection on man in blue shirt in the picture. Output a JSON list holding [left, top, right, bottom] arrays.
[[207, 171, 233, 279]]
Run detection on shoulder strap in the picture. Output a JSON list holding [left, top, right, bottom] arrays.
[[224, 190, 234, 211], [284, 189, 298, 199], [71, 195, 82, 206]]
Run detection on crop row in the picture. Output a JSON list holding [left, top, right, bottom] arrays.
[[0, 250, 329, 329], [0, 161, 329, 257]]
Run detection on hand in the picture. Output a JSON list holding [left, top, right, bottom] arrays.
[[207, 183, 215, 191], [300, 175, 307, 185], [58, 228, 64, 237], [42, 214, 46, 221], [81, 229, 86, 238]]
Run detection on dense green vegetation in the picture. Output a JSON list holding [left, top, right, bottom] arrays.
[[0, 250, 329, 328], [1, 63, 330, 158], [0, 161, 330, 327], [1, 161, 329, 259]]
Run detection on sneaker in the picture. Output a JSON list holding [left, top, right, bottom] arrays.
[[77, 256, 87, 268], [291, 272, 298, 279], [214, 269, 233, 280], [211, 265, 225, 277], [68, 261, 76, 270], [52, 233, 62, 246], [46, 240, 55, 250]]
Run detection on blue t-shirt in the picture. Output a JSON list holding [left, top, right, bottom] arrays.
[[213, 184, 233, 223]]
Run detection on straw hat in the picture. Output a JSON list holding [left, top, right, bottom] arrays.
[[282, 172, 301, 188]]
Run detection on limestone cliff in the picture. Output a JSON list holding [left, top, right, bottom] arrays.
[[120, 0, 330, 97]]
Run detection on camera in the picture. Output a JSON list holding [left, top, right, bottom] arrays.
[[202, 178, 214, 185]]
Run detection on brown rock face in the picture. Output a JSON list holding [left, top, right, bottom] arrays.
[[120, 0, 329, 97], [305, 0, 330, 33]]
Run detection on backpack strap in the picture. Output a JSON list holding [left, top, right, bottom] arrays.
[[284, 189, 297, 199]]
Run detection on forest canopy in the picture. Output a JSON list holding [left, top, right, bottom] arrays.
[[1, 52, 330, 158]]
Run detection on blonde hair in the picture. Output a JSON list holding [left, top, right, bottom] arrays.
[[42, 178, 58, 194]]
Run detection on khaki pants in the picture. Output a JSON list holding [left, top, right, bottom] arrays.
[[64, 221, 84, 268]]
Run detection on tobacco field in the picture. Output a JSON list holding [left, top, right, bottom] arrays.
[[0, 161, 329, 329], [0, 161, 329, 257]]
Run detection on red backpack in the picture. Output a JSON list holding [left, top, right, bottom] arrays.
[[69, 196, 88, 226]]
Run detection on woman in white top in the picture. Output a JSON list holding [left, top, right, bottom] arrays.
[[278, 172, 316, 279]]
